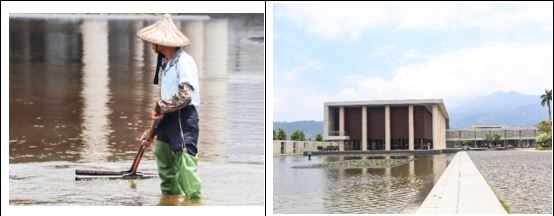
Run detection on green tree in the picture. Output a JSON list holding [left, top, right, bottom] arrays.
[[277, 128, 287, 140], [492, 134, 501, 147], [290, 130, 306, 141], [273, 130, 277, 140], [537, 120, 552, 134], [485, 133, 493, 147], [540, 89, 552, 121], [536, 133, 552, 147], [485, 133, 502, 147], [315, 133, 323, 141], [536, 120, 552, 148]]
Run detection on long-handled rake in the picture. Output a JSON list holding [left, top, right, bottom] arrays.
[[75, 120, 159, 181]]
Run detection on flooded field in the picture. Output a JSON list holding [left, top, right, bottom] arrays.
[[9, 13, 264, 206]]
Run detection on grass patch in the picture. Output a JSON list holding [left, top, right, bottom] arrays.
[[535, 146, 552, 150], [498, 198, 511, 213], [490, 186, 510, 213], [292, 158, 414, 169]]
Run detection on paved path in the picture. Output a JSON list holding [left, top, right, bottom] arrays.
[[467, 150, 553, 214], [417, 151, 507, 214]]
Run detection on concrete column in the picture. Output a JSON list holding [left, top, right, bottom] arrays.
[[323, 104, 329, 138], [339, 106, 345, 151], [409, 105, 414, 150], [441, 111, 444, 149], [432, 104, 439, 150], [362, 106, 367, 151], [385, 105, 391, 151], [438, 107, 444, 149]]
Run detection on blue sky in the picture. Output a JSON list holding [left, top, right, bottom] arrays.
[[273, 2, 553, 122]]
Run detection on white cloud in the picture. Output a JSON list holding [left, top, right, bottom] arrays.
[[273, 93, 288, 120], [402, 48, 421, 59], [278, 3, 392, 40], [274, 2, 553, 122], [277, 2, 553, 39], [280, 53, 323, 81], [274, 86, 329, 121], [396, 2, 461, 30], [316, 41, 554, 109], [375, 45, 397, 57], [514, 3, 554, 23], [454, 2, 553, 31], [274, 54, 324, 121]]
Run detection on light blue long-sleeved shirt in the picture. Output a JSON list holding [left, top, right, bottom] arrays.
[[160, 48, 200, 107]]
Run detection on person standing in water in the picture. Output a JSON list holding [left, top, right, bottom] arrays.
[[138, 14, 202, 200]]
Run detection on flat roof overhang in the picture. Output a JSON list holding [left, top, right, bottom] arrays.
[[325, 99, 449, 120], [324, 136, 350, 141]]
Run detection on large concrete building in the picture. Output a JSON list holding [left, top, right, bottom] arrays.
[[324, 99, 449, 151], [446, 125, 539, 148]]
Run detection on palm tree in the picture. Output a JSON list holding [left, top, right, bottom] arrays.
[[540, 89, 552, 121]]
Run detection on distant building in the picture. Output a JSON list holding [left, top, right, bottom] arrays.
[[446, 125, 539, 148], [273, 140, 338, 155], [323, 99, 449, 151]]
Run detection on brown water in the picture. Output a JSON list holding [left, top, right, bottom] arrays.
[[9, 14, 264, 206], [273, 154, 453, 213]]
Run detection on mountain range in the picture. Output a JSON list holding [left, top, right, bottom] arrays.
[[273, 91, 550, 139], [448, 91, 548, 128]]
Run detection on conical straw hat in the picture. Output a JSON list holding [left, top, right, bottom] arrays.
[[137, 14, 190, 47]]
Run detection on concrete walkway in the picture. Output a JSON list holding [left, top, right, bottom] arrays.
[[416, 151, 507, 214]]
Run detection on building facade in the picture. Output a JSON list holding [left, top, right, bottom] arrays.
[[446, 125, 539, 148], [324, 99, 449, 151], [273, 140, 338, 155]]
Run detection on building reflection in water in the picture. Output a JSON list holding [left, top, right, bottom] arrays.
[[409, 155, 416, 184], [9, 14, 259, 166], [432, 154, 447, 183], [79, 19, 111, 162], [180, 20, 204, 78], [9, 18, 85, 162], [182, 18, 229, 163], [314, 154, 451, 213], [130, 21, 145, 122]]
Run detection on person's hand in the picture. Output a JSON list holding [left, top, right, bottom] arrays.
[[152, 103, 163, 120], [140, 129, 154, 148]]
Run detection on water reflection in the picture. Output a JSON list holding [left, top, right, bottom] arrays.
[[195, 18, 229, 163], [9, 18, 84, 162], [79, 20, 111, 162], [9, 16, 244, 163], [273, 154, 453, 214], [181, 20, 204, 78]]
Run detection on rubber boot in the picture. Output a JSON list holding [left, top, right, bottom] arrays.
[[154, 140, 202, 200]]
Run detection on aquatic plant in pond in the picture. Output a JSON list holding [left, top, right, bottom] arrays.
[[293, 158, 414, 169]]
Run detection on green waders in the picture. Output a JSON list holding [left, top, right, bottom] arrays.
[[153, 140, 202, 200]]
